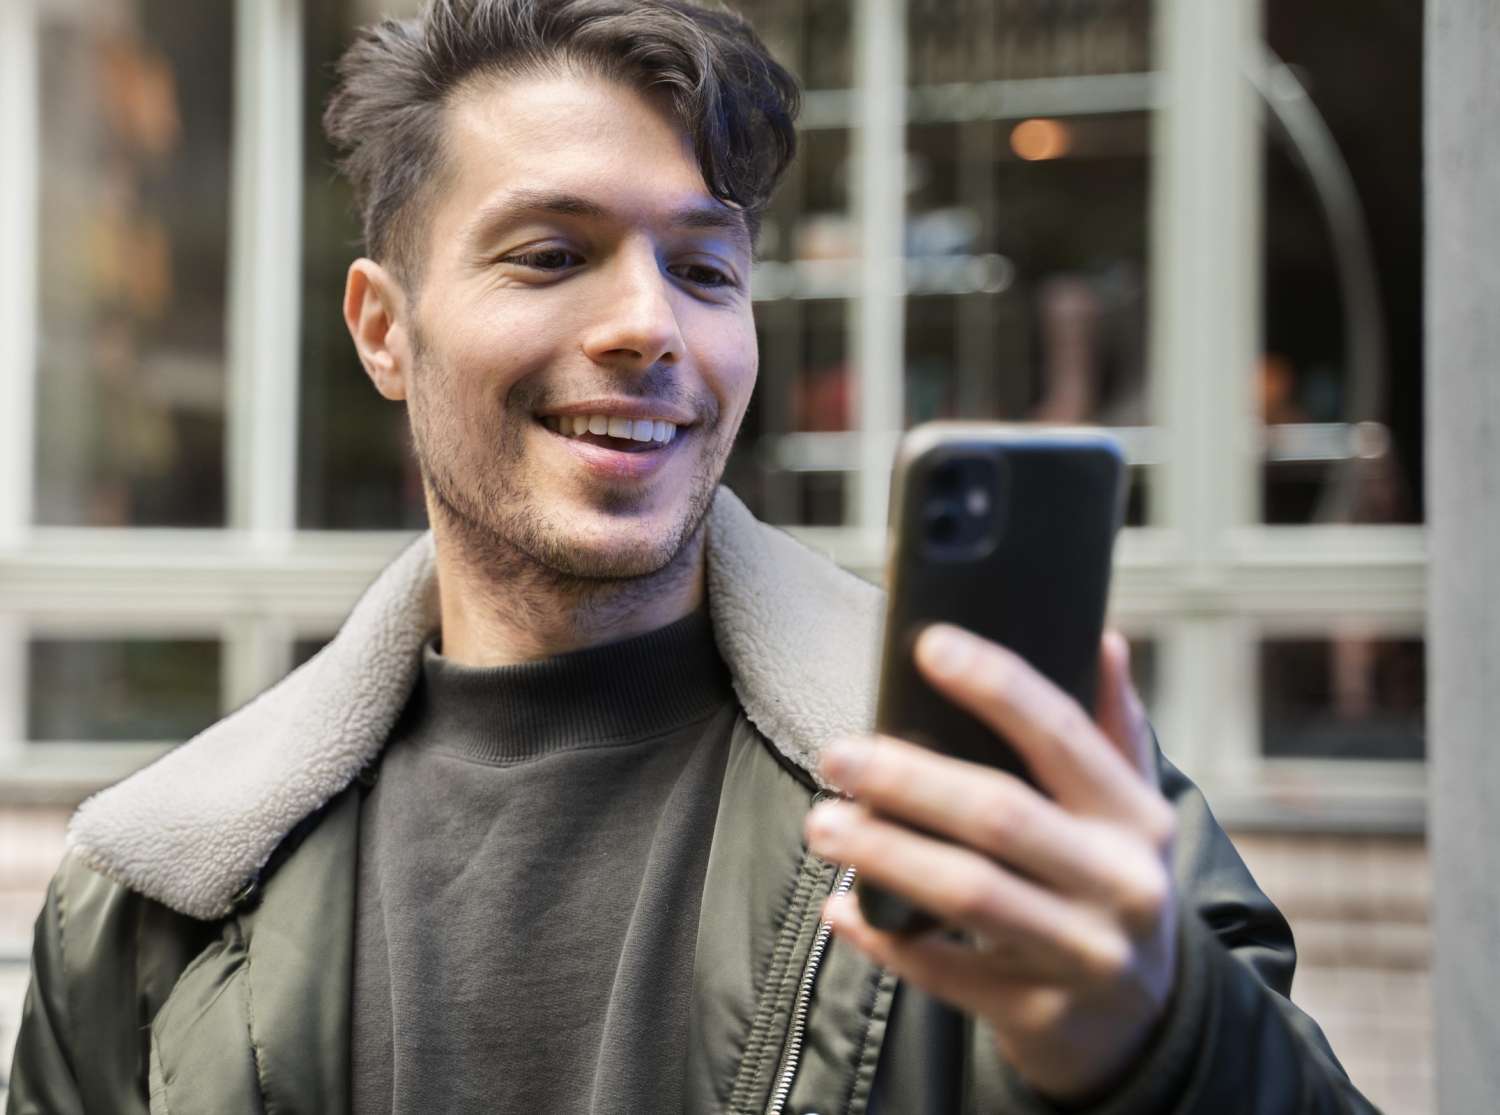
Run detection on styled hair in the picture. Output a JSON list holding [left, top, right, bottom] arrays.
[[323, 0, 801, 280]]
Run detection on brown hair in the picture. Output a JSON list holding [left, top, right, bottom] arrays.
[[323, 0, 801, 281]]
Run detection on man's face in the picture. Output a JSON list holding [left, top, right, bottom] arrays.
[[401, 71, 758, 580]]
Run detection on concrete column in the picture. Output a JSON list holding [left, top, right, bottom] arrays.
[[1427, 1, 1500, 1109]]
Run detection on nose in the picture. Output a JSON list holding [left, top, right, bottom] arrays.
[[580, 247, 685, 370]]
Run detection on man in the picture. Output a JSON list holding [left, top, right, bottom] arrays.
[[9, 1, 1376, 1112]]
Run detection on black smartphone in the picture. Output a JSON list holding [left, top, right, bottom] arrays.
[[857, 422, 1128, 933]]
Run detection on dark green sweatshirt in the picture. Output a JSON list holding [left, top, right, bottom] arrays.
[[352, 611, 737, 1114]]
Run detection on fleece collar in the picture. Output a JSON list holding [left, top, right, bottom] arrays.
[[66, 488, 883, 920]]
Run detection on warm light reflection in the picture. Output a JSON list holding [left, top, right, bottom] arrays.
[[1010, 117, 1072, 161]]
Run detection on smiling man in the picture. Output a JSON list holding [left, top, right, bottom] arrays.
[[7, 2, 1376, 1114]]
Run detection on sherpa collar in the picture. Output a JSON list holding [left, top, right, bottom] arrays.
[[66, 488, 883, 920]]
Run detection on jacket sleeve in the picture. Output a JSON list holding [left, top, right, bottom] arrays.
[[5, 870, 86, 1115], [1156, 754, 1376, 1113], [991, 752, 1381, 1115]]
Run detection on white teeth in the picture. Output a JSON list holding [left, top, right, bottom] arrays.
[[544, 414, 680, 444]]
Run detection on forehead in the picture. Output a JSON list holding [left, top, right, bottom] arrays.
[[430, 70, 744, 245]]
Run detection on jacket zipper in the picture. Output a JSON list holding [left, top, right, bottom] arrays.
[[764, 863, 858, 1115]]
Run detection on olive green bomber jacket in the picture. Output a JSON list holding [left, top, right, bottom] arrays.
[[7, 489, 1379, 1114]]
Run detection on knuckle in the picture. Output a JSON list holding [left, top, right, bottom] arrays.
[[950, 875, 1006, 925], [1042, 699, 1092, 751], [1077, 929, 1132, 983], [847, 813, 887, 859], [1119, 863, 1172, 929], [974, 783, 1026, 850], [847, 739, 889, 797], [849, 737, 910, 800], [1142, 800, 1178, 851], [1011, 988, 1068, 1040]]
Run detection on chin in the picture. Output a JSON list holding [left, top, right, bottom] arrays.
[[454, 487, 701, 583], [423, 443, 721, 584], [537, 506, 701, 580]]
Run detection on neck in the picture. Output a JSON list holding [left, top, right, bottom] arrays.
[[429, 505, 707, 669]]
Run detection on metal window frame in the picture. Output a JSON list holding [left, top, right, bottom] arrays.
[[227, 0, 304, 546], [0, 0, 1429, 831], [0, 0, 40, 761]]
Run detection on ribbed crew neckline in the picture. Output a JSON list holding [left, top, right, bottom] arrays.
[[407, 609, 731, 765]]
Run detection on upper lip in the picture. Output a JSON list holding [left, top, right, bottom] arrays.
[[535, 400, 696, 426]]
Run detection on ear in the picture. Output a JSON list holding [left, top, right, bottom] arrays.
[[343, 259, 413, 401]]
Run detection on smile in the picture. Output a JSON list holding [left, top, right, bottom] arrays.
[[534, 408, 691, 480], [540, 413, 678, 448]]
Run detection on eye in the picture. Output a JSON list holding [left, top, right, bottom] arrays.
[[502, 247, 583, 272], [669, 262, 735, 289]]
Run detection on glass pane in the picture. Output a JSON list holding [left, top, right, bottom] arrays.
[[903, 113, 1152, 524], [905, 1, 1155, 431], [299, 0, 428, 531], [1260, 633, 1425, 762], [33, 3, 233, 527], [903, 115, 1151, 429], [909, 0, 1153, 85], [1126, 636, 1157, 714], [733, 46, 853, 526], [292, 636, 332, 671], [27, 638, 221, 743], [738, 0, 853, 92], [767, 127, 852, 264], [730, 298, 851, 526], [1259, 3, 1423, 524]]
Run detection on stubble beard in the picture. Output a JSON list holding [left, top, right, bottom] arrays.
[[405, 331, 733, 622]]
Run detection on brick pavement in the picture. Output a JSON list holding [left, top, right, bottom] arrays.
[[1230, 830, 1433, 1115]]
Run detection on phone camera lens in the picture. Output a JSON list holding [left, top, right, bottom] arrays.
[[931, 461, 962, 493], [925, 504, 962, 545], [965, 486, 990, 517]]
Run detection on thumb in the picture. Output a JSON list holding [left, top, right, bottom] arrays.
[[1096, 630, 1157, 788]]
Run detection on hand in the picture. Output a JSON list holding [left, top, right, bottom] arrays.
[[803, 625, 1179, 1104]]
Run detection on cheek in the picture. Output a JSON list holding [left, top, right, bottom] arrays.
[[699, 313, 759, 424], [424, 304, 559, 408]]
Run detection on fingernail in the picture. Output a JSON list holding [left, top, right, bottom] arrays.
[[806, 801, 852, 847], [820, 737, 871, 790], [918, 624, 972, 680], [1103, 629, 1131, 671], [822, 891, 851, 927]]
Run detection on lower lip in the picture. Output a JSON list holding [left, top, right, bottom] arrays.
[[540, 423, 685, 481]]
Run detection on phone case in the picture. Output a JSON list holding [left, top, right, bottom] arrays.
[[858, 423, 1127, 933]]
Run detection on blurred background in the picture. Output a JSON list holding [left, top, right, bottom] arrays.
[[0, 0, 1429, 1109]]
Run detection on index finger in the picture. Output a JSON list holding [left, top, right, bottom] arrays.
[[914, 624, 1168, 832]]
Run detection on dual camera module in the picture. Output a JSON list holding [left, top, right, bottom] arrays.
[[920, 453, 1007, 556]]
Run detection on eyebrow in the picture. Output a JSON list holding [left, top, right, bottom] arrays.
[[464, 188, 750, 249]]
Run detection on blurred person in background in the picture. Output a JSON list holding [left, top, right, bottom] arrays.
[[8, 1, 1377, 1112]]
